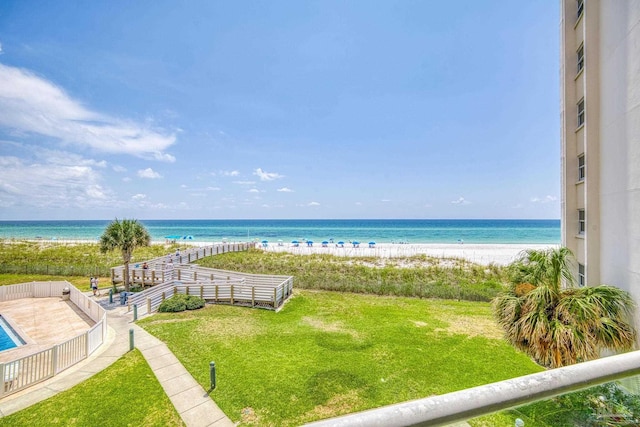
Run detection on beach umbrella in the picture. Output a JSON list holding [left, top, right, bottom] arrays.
[[322, 241, 329, 244], [292, 240, 299, 244], [353, 241, 360, 245], [261, 240, 268, 243], [337, 241, 344, 245]]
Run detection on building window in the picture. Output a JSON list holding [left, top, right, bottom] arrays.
[[578, 263, 585, 287], [578, 209, 585, 235], [578, 154, 585, 181], [577, 0, 584, 20], [577, 98, 585, 127], [577, 44, 584, 74]]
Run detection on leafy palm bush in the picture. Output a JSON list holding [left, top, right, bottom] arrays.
[[493, 247, 635, 368]]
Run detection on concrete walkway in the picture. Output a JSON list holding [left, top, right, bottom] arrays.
[[0, 295, 234, 427]]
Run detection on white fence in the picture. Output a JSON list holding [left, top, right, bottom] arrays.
[[127, 274, 294, 316], [0, 281, 107, 398], [110, 243, 255, 286]]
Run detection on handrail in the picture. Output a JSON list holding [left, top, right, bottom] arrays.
[[0, 281, 107, 398], [304, 350, 640, 427]]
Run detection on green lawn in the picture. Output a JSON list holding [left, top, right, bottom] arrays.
[[138, 289, 543, 426], [0, 350, 184, 427]]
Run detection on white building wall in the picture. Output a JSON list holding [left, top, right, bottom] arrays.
[[598, 1, 640, 331]]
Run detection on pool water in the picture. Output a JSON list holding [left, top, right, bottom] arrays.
[[0, 316, 24, 352]]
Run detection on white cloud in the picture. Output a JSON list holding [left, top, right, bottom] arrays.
[[233, 180, 255, 185], [381, 199, 391, 202], [206, 186, 221, 191], [530, 195, 558, 204], [0, 155, 116, 209], [132, 194, 146, 201], [0, 63, 176, 161], [248, 188, 260, 193], [137, 168, 162, 179], [308, 201, 320, 206], [451, 197, 471, 205], [0, 42, 3, 55], [215, 170, 239, 177], [112, 165, 127, 173], [254, 168, 283, 181], [277, 187, 293, 192], [122, 177, 131, 182]]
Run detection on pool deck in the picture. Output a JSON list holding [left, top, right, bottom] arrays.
[[0, 298, 93, 363], [0, 293, 233, 427]]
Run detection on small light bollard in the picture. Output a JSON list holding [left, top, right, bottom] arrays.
[[515, 418, 525, 427], [209, 361, 216, 390], [133, 303, 138, 321], [108, 288, 113, 304], [129, 328, 134, 351]]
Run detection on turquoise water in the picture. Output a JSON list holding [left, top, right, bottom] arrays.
[[0, 219, 560, 244], [0, 316, 23, 352]]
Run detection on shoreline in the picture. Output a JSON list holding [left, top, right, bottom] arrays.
[[1, 239, 558, 266], [259, 242, 558, 266]]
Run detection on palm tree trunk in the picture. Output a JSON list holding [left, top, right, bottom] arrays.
[[123, 261, 130, 292]]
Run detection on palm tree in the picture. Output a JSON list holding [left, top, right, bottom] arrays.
[[99, 219, 151, 292], [493, 247, 636, 368]]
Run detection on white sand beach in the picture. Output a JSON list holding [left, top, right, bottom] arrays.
[[259, 242, 558, 266]]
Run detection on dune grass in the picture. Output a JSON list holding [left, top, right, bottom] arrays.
[[0, 349, 184, 427], [138, 289, 542, 426], [0, 241, 180, 278], [195, 248, 509, 301]]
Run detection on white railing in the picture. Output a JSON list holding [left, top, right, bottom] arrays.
[[110, 242, 255, 285], [126, 274, 293, 317], [0, 281, 107, 398], [304, 350, 640, 427]]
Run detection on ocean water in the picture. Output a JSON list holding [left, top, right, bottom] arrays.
[[0, 219, 560, 244]]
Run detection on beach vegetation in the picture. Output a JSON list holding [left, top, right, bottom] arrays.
[[99, 219, 151, 292], [0, 241, 181, 285], [0, 349, 183, 426], [196, 249, 510, 302], [138, 289, 542, 426], [493, 247, 636, 368]]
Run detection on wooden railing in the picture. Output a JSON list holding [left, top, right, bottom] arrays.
[[108, 241, 293, 313], [0, 282, 107, 398], [127, 274, 293, 316], [110, 242, 255, 286]]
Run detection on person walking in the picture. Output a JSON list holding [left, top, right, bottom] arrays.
[[91, 277, 99, 296]]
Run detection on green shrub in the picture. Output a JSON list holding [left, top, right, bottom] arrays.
[[184, 295, 205, 310], [158, 297, 186, 312], [157, 294, 205, 312]]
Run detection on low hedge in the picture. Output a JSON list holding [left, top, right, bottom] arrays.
[[158, 294, 205, 313]]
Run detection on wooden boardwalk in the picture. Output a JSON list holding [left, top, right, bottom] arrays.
[[110, 243, 294, 315]]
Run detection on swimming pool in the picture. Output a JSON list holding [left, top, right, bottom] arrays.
[[0, 315, 25, 352]]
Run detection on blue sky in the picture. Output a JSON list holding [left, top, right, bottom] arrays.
[[0, 1, 559, 220]]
